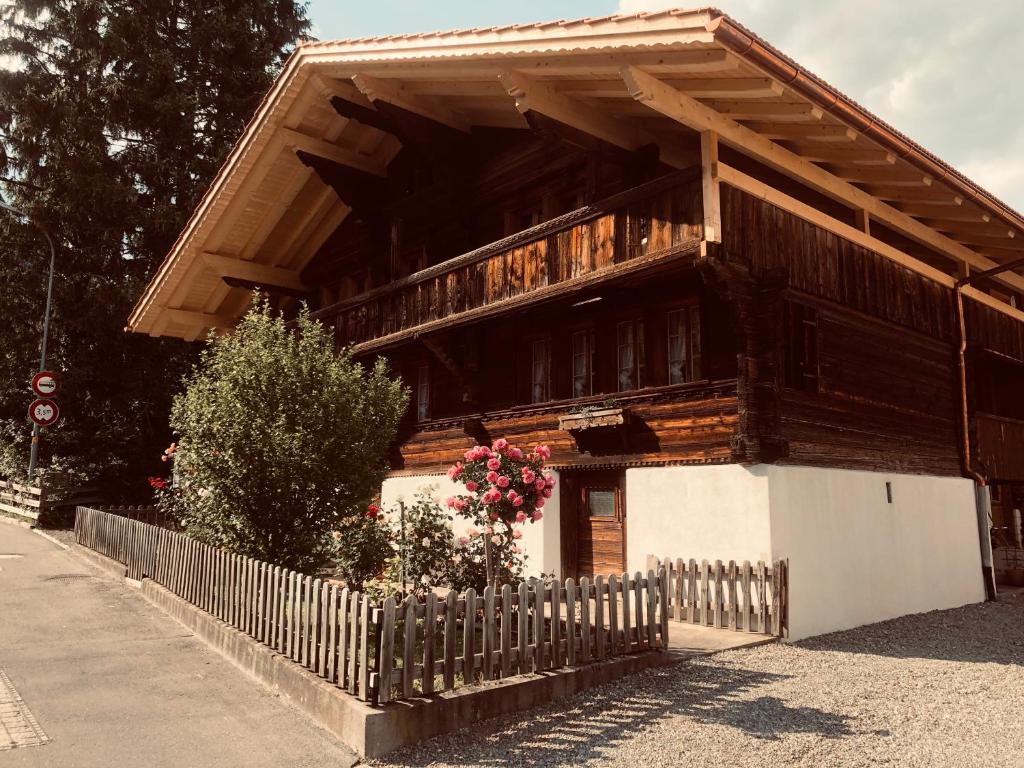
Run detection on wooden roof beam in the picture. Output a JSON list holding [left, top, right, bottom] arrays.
[[895, 203, 991, 221], [556, 77, 785, 100], [699, 101, 823, 121], [499, 70, 692, 169], [796, 148, 897, 165], [281, 127, 387, 177], [164, 308, 236, 332], [618, 65, 1024, 295], [199, 252, 308, 292], [351, 73, 470, 132], [832, 167, 932, 186], [741, 122, 857, 142]]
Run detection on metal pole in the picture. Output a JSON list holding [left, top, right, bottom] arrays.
[[0, 200, 57, 480]]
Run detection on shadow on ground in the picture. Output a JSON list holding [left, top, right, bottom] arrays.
[[380, 662, 853, 767]]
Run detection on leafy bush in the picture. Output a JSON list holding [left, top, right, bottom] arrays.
[[168, 298, 407, 572]]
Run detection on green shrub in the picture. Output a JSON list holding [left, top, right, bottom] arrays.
[[168, 298, 407, 572]]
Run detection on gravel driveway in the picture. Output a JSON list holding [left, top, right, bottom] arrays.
[[373, 592, 1024, 767]]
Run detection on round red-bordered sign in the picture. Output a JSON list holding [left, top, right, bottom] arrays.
[[28, 399, 60, 427], [31, 371, 59, 397]]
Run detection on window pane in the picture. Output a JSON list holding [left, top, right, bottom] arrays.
[[532, 339, 548, 403], [667, 309, 686, 384], [617, 322, 634, 391], [689, 304, 702, 380], [416, 365, 430, 421], [588, 490, 616, 517], [572, 331, 589, 398]]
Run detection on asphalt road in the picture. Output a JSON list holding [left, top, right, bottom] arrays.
[[0, 521, 357, 768]]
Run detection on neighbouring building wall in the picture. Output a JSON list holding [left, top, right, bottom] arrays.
[[380, 472, 562, 580], [766, 466, 985, 641], [624, 464, 774, 575]]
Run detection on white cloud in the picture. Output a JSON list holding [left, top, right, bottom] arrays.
[[619, 0, 1024, 211]]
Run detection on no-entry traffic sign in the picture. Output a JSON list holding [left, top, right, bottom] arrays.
[[31, 371, 59, 397], [28, 399, 60, 427]]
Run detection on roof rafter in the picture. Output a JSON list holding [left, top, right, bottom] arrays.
[[199, 252, 308, 291], [619, 65, 1024, 294], [351, 73, 471, 132], [281, 127, 387, 176]]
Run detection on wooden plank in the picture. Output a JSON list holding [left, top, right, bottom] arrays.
[[379, 597, 395, 703], [464, 588, 477, 684], [347, 591, 360, 695], [594, 575, 605, 660], [327, 585, 340, 683], [403, 596, 416, 698], [423, 595, 436, 694], [517, 582, 530, 675], [359, 597, 371, 701], [607, 575, 619, 656], [727, 560, 738, 631], [319, 581, 330, 675], [674, 557, 684, 621], [742, 561, 753, 633], [646, 569, 658, 648], [701, 130, 721, 242], [579, 577, 591, 664], [444, 591, 457, 689], [714, 560, 724, 629], [532, 585, 544, 671], [687, 559, 697, 624], [565, 578, 577, 666], [757, 561, 768, 634], [338, 587, 351, 688], [633, 571, 644, 649], [549, 582, 561, 668], [658, 566, 670, 647], [500, 584, 512, 678], [483, 586, 496, 680], [701, 560, 711, 627], [772, 560, 782, 637]]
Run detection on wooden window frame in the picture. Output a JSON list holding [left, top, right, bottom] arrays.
[[416, 364, 431, 421], [616, 318, 646, 393], [571, 327, 596, 399], [666, 300, 703, 385], [530, 336, 551, 404], [783, 301, 820, 393]]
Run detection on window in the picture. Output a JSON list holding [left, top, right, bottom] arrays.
[[571, 329, 595, 398], [783, 302, 819, 392], [416, 365, 430, 421], [531, 338, 550, 404], [667, 305, 703, 384], [616, 320, 645, 392]]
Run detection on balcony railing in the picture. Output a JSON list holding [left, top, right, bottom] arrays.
[[312, 167, 704, 352]]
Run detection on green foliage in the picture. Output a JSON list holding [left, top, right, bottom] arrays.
[[169, 299, 407, 572], [332, 512, 394, 594], [0, 1, 310, 494]]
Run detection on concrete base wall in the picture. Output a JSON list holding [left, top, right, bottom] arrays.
[[766, 466, 985, 641]]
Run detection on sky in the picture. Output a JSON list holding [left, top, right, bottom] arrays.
[[307, 0, 1024, 212]]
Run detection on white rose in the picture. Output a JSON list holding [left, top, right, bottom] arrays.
[[421, 537, 430, 548]]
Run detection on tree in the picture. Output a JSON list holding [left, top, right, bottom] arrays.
[[168, 300, 408, 572], [0, 1, 310, 495]]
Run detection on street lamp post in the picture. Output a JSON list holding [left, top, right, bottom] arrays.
[[0, 200, 57, 479]]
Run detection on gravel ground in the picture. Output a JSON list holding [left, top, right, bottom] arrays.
[[373, 593, 1024, 768]]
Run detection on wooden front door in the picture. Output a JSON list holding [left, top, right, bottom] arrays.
[[571, 470, 626, 578]]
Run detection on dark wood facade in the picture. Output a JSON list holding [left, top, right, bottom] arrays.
[[299, 129, 1024, 482]]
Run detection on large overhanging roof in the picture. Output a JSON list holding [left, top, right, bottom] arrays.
[[128, 7, 1024, 341]]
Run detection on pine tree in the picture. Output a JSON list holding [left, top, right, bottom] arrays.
[[0, 1, 310, 496]]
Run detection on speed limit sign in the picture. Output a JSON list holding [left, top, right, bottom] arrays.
[[28, 399, 60, 427]]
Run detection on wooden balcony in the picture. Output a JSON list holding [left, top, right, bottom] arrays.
[[312, 168, 704, 353]]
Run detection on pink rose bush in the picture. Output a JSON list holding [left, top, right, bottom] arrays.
[[447, 439, 555, 585]]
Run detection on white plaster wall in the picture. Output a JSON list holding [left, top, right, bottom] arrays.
[[766, 466, 985, 641], [624, 465, 774, 575], [380, 472, 561, 579]]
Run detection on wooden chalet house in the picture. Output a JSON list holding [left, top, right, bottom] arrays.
[[129, 9, 1024, 640]]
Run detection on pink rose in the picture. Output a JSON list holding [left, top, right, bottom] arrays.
[[535, 478, 546, 491], [491, 438, 509, 453], [445, 497, 456, 508], [491, 535, 502, 545], [532, 510, 544, 522], [521, 469, 535, 484], [487, 457, 501, 471], [454, 498, 466, 511], [496, 475, 510, 488], [486, 470, 498, 483], [542, 488, 552, 499], [447, 462, 463, 480], [508, 447, 523, 460], [536, 497, 546, 508], [465, 481, 478, 492], [457, 536, 470, 547], [545, 474, 556, 487], [464, 449, 475, 461], [535, 445, 551, 460], [506, 489, 519, 502], [489, 512, 499, 521], [486, 526, 494, 535], [511, 545, 522, 554], [466, 527, 479, 537], [513, 497, 524, 507], [515, 511, 527, 523], [512, 529, 523, 539]]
